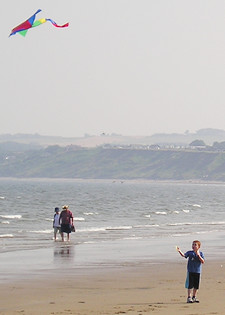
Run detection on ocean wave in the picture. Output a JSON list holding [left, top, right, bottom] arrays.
[[75, 227, 106, 232], [134, 224, 159, 228], [78, 226, 133, 233], [0, 234, 14, 238], [74, 217, 85, 221], [106, 226, 132, 230], [30, 229, 52, 234], [182, 209, 190, 213], [0, 196, 5, 200], [172, 233, 192, 237], [195, 230, 217, 234], [172, 230, 220, 237], [83, 241, 96, 244], [123, 236, 143, 240], [168, 221, 225, 226], [155, 211, 167, 215], [0, 215, 22, 219], [1, 221, 10, 224], [192, 204, 201, 208]]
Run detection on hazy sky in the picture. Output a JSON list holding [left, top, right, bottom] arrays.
[[1, 1, 225, 137]]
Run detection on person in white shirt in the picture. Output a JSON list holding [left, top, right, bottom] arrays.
[[53, 207, 62, 241]]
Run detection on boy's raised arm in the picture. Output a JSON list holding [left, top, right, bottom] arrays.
[[197, 249, 205, 264], [176, 246, 185, 257]]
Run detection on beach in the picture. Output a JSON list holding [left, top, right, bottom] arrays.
[[1, 179, 225, 314], [0, 235, 225, 315], [0, 260, 225, 315]]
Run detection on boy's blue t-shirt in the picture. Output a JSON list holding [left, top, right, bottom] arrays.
[[184, 250, 205, 273]]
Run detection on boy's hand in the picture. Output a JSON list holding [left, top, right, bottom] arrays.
[[196, 249, 204, 263], [177, 246, 185, 257]]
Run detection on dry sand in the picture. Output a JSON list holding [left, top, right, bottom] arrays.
[[0, 260, 225, 315]]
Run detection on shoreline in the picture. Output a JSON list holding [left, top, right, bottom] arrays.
[[1, 230, 225, 282], [0, 177, 225, 185]]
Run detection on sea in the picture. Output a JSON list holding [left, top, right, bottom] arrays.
[[0, 178, 225, 256]]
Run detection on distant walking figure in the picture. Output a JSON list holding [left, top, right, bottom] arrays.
[[59, 205, 74, 242], [53, 207, 62, 241]]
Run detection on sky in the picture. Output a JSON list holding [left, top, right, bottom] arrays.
[[1, 1, 225, 137]]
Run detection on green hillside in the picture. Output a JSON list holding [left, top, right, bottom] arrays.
[[0, 146, 225, 181]]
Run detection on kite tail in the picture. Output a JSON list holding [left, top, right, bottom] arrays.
[[46, 19, 69, 28]]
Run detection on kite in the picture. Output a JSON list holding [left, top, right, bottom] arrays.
[[9, 9, 69, 37]]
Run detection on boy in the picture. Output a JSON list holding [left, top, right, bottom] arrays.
[[177, 240, 205, 303]]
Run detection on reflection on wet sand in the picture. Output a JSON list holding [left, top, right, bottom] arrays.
[[53, 244, 75, 263]]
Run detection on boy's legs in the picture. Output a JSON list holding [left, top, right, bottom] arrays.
[[187, 289, 198, 298], [187, 289, 193, 303], [192, 273, 200, 302], [187, 273, 194, 300], [193, 288, 198, 297], [192, 288, 200, 302], [187, 273, 199, 303], [187, 273, 200, 303]]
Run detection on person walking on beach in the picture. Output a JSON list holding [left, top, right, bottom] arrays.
[[177, 240, 205, 303], [59, 205, 74, 242], [53, 207, 62, 241]]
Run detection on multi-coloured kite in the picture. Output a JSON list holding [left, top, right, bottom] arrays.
[[9, 9, 69, 37]]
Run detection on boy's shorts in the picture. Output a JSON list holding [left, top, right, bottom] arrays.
[[54, 227, 61, 234], [185, 272, 200, 289]]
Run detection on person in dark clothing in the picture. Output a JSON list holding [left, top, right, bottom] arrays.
[[59, 205, 74, 242]]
